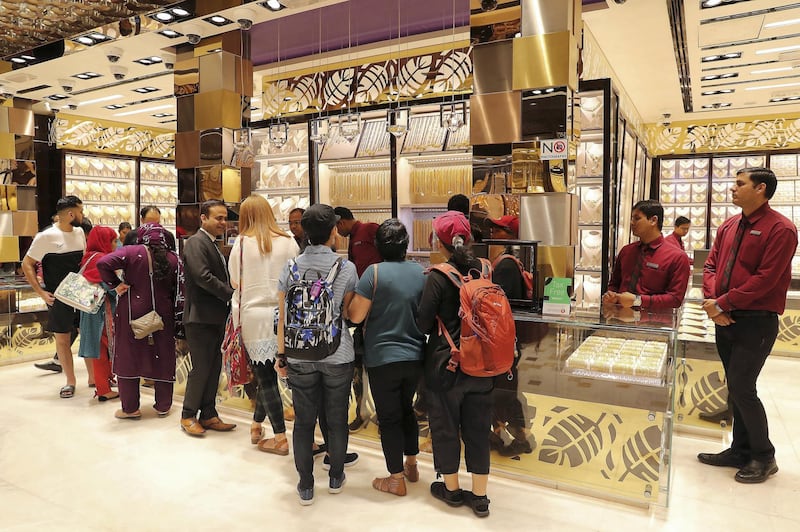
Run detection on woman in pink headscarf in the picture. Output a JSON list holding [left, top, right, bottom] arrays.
[[97, 223, 183, 420]]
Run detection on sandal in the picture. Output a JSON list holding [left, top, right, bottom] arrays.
[[59, 385, 75, 399], [251, 424, 264, 445], [258, 437, 289, 455], [372, 475, 407, 496], [97, 392, 119, 402]]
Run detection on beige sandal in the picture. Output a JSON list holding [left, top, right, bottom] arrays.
[[372, 475, 407, 496], [258, 437, 289, 455], [251, 424, 264, 445]]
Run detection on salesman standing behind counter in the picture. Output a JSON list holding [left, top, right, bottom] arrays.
[[699, 167, 797, 484], [603, 199, 690, 310]]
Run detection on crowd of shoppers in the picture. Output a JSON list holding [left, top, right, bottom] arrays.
[[26, 166, 793, 519]]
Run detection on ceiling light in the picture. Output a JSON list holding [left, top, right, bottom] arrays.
[[73, 72, 101, 80], [261, 0, 285, 11], [152, 113, 173, 118], [20, 55, 35, 61], [700, 0, 752, 8], [701, 89, 734, 95], [751, 66, 793, 75], [159, 30, 183, 39], [701, 103, 732, 108], [77, 36, 94, 45], [701, 72, 739, 81], [702, 52, 741, 62], [72, 33, 111, 46], [155, 12, 173, 21], [756, 44, 800, 55], [745, 81, 800, 91], [81, 94, 122, 106], [171, 8, 190, 17], [113, 104, 174, 117], [104, 104, 125, 110], [48, 94, 69, 100], [10, 58, 26, 64], [204, 15, 233, 26], [770, 97, 787, 103], [132, 87, 160, 94], [764, 17, 800, 29], [134, 56, 163, 66]]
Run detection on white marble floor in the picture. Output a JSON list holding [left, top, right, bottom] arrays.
[[1, 356, 798, 532]]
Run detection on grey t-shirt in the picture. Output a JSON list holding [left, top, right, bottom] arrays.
[[356, 261, 426, 368], [278, 245, 357, 365]]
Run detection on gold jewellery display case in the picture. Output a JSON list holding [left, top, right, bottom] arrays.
[[0, 277, 53, 366]]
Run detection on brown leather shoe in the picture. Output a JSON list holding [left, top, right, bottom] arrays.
[[404, 462, 419, 483], [372, 475, 407, 496], [180, 417, 206, 437], [200, 416, 236, 431]]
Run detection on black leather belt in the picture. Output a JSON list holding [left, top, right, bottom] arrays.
[[730, 310, 778, 319]]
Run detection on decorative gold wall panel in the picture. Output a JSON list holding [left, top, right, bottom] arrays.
[[194, 90, 242, 131], [512, 32, 578, 91], [260, 47, 473, 119], [55, 114, 174, 159], [470, 92, 522, 145], [175, 57, 200, 97], [645, 112, 800, 155]]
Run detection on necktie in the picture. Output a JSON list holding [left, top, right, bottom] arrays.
[[719, 217, 747, 293], [627, 243, 648, 293]]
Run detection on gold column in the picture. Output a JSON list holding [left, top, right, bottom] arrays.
[[175, 30, 252, 238]]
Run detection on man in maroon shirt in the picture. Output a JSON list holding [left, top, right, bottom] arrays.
[[603, 199, 690, 310], [665, 216, 690, 251], [698, 167, 797, 484], [334, 206, 382, 431]]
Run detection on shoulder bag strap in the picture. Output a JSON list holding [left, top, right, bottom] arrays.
[[362, 264, 378, 335], [77, 252, 99, 275], [325, 257, 344, 284]]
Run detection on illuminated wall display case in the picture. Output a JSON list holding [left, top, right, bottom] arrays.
[[251, 125, 311, 230], [65, 153, 136, 228], [139, 160, 178, 234]]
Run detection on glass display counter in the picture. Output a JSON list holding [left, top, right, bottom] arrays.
[[0, 276, 54, 366]]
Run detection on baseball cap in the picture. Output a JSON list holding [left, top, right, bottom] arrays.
[[432, 210, 471, 247], [301, 203, 340, 232], [487, 215, 519, 236]]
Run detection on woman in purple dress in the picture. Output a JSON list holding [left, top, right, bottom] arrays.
[[97, 224, 183, 419]]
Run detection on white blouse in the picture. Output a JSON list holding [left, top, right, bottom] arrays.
[[228, 234, 299, 364]]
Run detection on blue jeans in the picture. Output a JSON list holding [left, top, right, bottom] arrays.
[[288, 361, 353, 489]]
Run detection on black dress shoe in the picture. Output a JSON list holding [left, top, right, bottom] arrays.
[[735, 459, 778, 484], [34, 360, 62, 373], [697, 448, 749, 468]]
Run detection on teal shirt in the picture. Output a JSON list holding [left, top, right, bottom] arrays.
[[356, 261, 426, 368]]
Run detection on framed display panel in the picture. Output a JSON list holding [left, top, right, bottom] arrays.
[[575, 79, 622, 312], [65, 153, 136, 228], [615, 127, 637, 253], [401, 113, 447, 154], [139, 160, 178, 233], [251, 125, 311, 226]]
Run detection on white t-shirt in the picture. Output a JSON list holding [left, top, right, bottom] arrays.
[[26, 225, 86, 291]]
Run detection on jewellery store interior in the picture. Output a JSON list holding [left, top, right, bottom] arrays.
[[2, 0, 799, 508]]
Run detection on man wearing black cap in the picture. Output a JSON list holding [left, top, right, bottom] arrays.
[[276, 203, 359, 505]]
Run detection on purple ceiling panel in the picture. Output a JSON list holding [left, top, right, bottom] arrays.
[[251, 0, 470, 66]]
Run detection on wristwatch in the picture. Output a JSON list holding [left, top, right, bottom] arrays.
[[633, 295, 642, 309]]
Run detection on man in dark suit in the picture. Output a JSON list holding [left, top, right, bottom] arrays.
[[180, 199, 236, 436]]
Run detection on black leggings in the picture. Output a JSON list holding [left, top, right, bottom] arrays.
[[368, 360, 422, 474], [252, 360, 286, 434]]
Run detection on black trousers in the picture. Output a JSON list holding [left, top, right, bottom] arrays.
[[182, 323, 226, 420], [715, 313, 778, 462], [367, 360, 422, 474], [426, 372, 494, 475], [252, 361, 286, 434]]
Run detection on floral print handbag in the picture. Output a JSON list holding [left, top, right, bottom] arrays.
[[54, 253, 105, 314]]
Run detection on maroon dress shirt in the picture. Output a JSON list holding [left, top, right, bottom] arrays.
[[608, 235, 691, 310], [348, 220, 382, 277], [665, 232, 684, 251], [703, 202, 798, 314]]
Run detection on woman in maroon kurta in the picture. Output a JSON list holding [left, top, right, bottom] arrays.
[[97, 224, 182, 419]]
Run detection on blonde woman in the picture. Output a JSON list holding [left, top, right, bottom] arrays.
[[229, 195, 300, 454]]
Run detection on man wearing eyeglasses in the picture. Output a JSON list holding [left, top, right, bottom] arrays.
[[698, 167, 797, 484]]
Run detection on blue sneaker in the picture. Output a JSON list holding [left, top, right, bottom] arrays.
[[329, 473, 346, 494], [297, 485, 314, 506], [322, 452, 359, 470]]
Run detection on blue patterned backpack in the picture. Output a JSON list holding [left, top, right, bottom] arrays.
[[283, 257, 344, 360]]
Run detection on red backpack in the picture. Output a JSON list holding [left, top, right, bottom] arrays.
[[491, 254, 534, 299], [430, 258, 516, 378]]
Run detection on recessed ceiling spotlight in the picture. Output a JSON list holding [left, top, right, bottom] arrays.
[[701, 52, 741, 62], [171, 7, 190, 17], [73, 71, 101, 80], [48, 94, 69, 100], [770, 97, 787, 103], [132, 87, 160, 94], [204, 15, 233, 26], [702, 89, 734, 95], [152, 113, 173, 118], [20, 55, 35, 61], [700, 0, 752, 8], [701, 102, 732, 109], [158, 29, 184, 39], [104, 104, 125, 110], [10, 57, 26, 64], [72, 33, 111, 46], [701, 72, 739, 81], [155, 12, 174, 22], [150, 7, 192, 24], [134, 56, 163, 66], [260, 0, 285, 11]]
